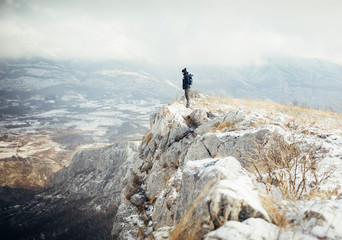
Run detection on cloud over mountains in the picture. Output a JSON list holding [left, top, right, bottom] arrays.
[[1, 0, 342, 66]]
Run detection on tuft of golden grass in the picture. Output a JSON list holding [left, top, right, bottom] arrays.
[[170, 180, 217, 240], [194, 95, 276, 113], [307, 188, 339, 200], [215, 121, 248, 132], [144, 132, 153, 144], [260, 194, 289, 229], [216, 122, 235, 132]]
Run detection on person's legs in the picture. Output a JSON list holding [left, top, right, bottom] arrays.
[[185, 89, 190, 108]]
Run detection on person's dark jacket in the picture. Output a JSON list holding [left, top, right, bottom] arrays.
[[182, 72, 191, 90]]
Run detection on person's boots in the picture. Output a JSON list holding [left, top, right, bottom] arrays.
[[186, 100, 190, 108]]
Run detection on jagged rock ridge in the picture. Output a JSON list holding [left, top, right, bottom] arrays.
[[114, 99, 342, 239], [2, 96, 342, 240]]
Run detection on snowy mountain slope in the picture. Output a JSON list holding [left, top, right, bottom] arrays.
[[1, 57, 342, 239], [3, 95, 342, 240], [0, 58, 179, 190], [130, 96, 342, 240], [0, 57, 180, 143]]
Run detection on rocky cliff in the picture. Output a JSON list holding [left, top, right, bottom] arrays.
[[1, 142, 138, 239], [113, 97, 342, 240], [2, 95, 342, 240]]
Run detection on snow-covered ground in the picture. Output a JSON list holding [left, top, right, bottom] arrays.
[[0, 59, 178, 190], [194, 97, 342, 239], [136, 96, 342, 240]]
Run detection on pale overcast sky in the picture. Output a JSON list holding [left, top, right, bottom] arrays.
[[0, 0, 342, 66]]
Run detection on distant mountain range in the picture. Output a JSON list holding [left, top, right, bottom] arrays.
[[2, 56, 342, 110], [189, 57, 342, 112], [1, 57, 341, 140]]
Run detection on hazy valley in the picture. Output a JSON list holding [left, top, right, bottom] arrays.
[[0, 58, 178, 192]]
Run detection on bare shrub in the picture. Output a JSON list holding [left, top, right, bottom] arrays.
[[249, 133, 335, 200]]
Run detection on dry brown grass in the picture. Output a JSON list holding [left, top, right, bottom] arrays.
[[216, 122, 235, 132], [170, 180, 217, 240], [200, 95, 274, 110], [168, 94, 342, 132], [277, 103, 342, 129], [143, 132, 153, 144], [307, 188, 339, 200], [260, 188, 339, 232], [191, 95, 342, 132], [260, 194, 289, 228]]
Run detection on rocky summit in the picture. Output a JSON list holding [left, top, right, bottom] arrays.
[[2, 95, 342, 240]]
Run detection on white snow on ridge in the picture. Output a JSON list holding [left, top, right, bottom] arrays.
[[204, 218, 280, 240], [25, 68, 49, 77], [61, 94, 85, 102], [79, 101, 101, 108], [89, 111, 122, 117], [71, 116, 124, 136], [35, 109, 70, 118], [98, 70, 149, 79], [155, 99, 342, 240]]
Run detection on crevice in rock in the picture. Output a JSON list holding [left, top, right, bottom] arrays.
[[202, 140, 213, 158], [164, 131, 171, 150]]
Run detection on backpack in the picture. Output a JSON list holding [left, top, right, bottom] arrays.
[[189, 74, 193, 85]]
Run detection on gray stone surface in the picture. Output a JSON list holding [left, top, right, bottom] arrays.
[[190, 108, 209, 127]]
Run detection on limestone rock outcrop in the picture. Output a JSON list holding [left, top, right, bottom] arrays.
[[113, 101, 342, 240], [3, 99, 342, 240], [112, 102, 278, 239]]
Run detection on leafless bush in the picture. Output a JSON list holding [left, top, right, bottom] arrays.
[[249, 133, 335, 200]]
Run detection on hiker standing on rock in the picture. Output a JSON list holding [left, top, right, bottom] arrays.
[[182, 68, 192, 108]]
